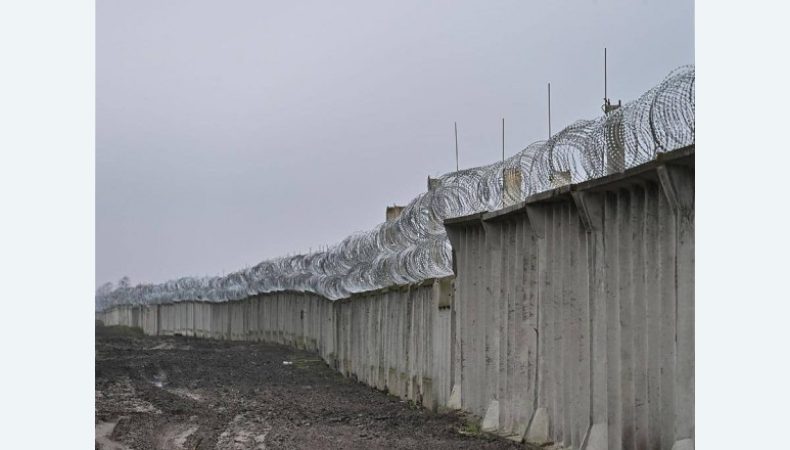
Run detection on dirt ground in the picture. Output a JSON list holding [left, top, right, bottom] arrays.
[[95, 324, 528, 449]]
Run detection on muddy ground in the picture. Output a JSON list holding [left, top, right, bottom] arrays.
[[95, 324, 529, 449]]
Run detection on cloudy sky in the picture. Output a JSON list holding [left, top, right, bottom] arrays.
[[97, 0, 693, 287]]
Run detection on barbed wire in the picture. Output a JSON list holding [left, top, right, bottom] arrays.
[[96, 66, 694, 310]]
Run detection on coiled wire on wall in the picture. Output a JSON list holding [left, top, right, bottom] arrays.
[[96, 66, 694, 310]]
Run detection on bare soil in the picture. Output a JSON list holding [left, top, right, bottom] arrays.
[[95, 324, 526, 449]]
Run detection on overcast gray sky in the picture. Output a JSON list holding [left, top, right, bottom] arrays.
[[97, 0, 693, 287]]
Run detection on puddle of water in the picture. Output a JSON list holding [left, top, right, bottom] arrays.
[[95, 420, 131, 450], [151, 370, 167, 388], [168, 387, 204, 402]]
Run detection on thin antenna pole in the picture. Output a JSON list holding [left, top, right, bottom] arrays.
[[502, 118, 505, 206], [603, 47, 609, 102], [548, 82, 552, 138], [454, 122, 459, 171]]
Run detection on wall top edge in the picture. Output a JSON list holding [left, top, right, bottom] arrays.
[[443, 211, 486, 226], [444, 145, 695, 226], [96, 275, 457, 311], [338, 275, 454, 303]]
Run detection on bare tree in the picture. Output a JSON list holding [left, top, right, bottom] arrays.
[[117, 276, 131, 289]]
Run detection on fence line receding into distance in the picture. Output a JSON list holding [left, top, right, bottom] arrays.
[[96, 66, 695, 310]]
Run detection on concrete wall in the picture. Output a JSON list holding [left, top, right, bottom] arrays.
[[96, 304, 143, 330], [333, 280, 453, 409], [96, 279, 453, 412], [445, 147, 694, 449], [97, 147, 693, 450]]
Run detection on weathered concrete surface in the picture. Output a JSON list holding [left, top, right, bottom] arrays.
[[582, 423, 608, 450], [671, 438, 695, 450], [482, 400, 500, 432], [447, 384, 462, 410], [98, 146, 694, 450], [444, 146, 694, 449], [525, 407, 550, 445]]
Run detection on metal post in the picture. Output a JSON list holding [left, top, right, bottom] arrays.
[[603, 47, 609, 103], [454, 122, 459, 171], [502, 118, 505, 163], [548, 82, 552, 138], [502, 118, 505, 205]]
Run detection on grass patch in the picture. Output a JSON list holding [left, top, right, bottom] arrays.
[[402, 399, 421, 410], [458, 419, 482, 437]]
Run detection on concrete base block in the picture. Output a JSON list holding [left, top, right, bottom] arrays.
[[421, 377, 436, 411], [367, 365, 381, 389], [525, 407, 550, 445], [481, 400, 500, 432], [672, 438, 694, 450], [377, 367, 386, 390], [447, 384, 462, 409], [399, 373, 408, 397], [388, 368, 397, 393], [410, 375, 419, 402], [505, 421, 528, 443], [582, 423, 607, 450]]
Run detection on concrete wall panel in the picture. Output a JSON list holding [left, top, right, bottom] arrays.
[[442, 152, 694, 449], [97, 149, 693, 450]]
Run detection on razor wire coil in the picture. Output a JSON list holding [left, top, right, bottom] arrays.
[[96, 66, 695, 310]]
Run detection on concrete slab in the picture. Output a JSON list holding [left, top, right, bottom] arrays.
[[525, 407, 550, 445], [481, 400, 500, 432], [447, 384, 461, 410], [504, 421, 528, 443], [582, 423, 607, 450], [672, 438, 694, 450], [421, 377, 436, 411]]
